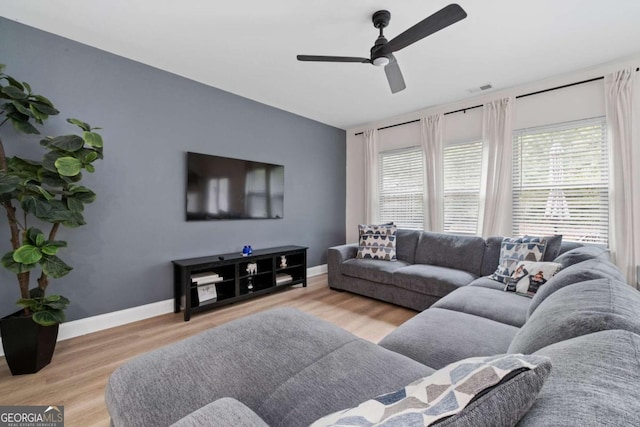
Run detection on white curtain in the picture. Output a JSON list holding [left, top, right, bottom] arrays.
[[420, 114, 444, 231], [478, 97, 514, 237], [363, 129, 379, 224], [604, 68, 640, 288]]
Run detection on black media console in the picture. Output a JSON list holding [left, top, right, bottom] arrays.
[[172, 245, 308, 321]]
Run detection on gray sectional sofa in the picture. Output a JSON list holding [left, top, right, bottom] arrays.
[[327, 229, 570, 311], [105, 234, 640, 426]]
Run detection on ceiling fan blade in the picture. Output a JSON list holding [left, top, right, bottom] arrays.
[[378, 3, 467, 55], [297, 55, 371, 63], [384, 55, 406, 94]]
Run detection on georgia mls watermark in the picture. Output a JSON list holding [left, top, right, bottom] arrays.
[[0, 406, 64, 427]]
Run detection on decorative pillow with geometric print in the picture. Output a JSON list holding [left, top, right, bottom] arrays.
[[310, 353, 552, 427], [488, 236, 548, 284], [356, 223, 397, 261]]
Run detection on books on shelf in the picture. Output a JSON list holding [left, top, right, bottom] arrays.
[[191, 272, 224, 285], [276, 273, 293, 285], [197, 283, 217, 302]]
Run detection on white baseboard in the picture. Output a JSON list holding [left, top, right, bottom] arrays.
[[1, 265, 327, 357]]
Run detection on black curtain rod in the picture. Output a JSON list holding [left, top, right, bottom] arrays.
[[354, 67, 639, 136]]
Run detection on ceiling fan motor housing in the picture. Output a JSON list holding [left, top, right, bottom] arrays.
[[371, 10, 391, 66]]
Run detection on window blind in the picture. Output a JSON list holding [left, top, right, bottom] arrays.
[[512, 117, 608, 245], [378, 147, 424, 229], [443, 140, 482, 234]]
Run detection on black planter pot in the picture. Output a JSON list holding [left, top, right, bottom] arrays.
[[0, 311, 59, 375]]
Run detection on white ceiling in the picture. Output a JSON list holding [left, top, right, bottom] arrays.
[[3, 0, 640, 129]]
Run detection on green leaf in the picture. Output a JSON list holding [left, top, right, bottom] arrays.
[[67, 118, 91, 131], [42, 151, 63, 173], [38, 170, 68, 187], [83, 131, 103, 148], [49, 134, 84, 152], [5, 76, 23, 90], [16, 298, 38, 311], [11, 119, 40, 135], [85, 164, 95, 173], [32, 310, 65, 326], [66, 197, 84, 212], [30, 101, 59, 116], [0, 173, 20, 194], [80, 150, 98, 164], [43, 294, 70, 310], [54, 157, 83, 176], [41, 245, 59, 255], [69, 185, 96, 203], [1, 251, 37, 273], [22, 81, 32, 93], [13, 244, 42, 264], [29, 287, 45, 298], [62, 211, 86, 228], [21, 196, 52, 218], [1, 85, 27, 100], [11, 100, 34, 117], [26, 227, 45, 244], [40, 254, 73, 278], [29, 103, 48, 121]]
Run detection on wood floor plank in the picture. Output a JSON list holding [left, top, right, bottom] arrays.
[[0, 275, 416, 426]]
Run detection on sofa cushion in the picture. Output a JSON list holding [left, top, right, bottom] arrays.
[[489, 236, 548, 284], [414, 231, 486, 276], [257, 339, 435, 427], [392, 264, 477, 297], [379, 308, 519, 370], [527, 258, 625, 317], [432, 286, 531, 327], [356, 223, 397, 261], [341, 259, 411, 285], [552, 244, 609, 268], [396, 229, 421, 264], [480, 237, 503, 277], [518, 330, 640, 426], [468, 276, 506, 291], [106, 308, 433, 427], [509, 279, 640, 355], [540, 235, 563, 261], [170, 398, 268, 427], [311, 354, 551, 427]]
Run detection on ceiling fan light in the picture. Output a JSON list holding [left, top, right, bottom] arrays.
[[372, 56, 390, 67]]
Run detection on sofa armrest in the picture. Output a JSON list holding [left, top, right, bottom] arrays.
[[170, 398, 268, 427], [327, 244, 359, 289]]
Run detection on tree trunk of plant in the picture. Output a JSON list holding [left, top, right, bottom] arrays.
[[0, 135, 30, 300]]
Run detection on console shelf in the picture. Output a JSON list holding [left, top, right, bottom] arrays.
[[172, 245, 307, 321]]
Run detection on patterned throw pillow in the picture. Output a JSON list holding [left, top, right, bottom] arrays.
[[489, 236, 547, 283], [504, 261, 563, 296], [356, 224, 397, 261], [311, 354, 551, 427]]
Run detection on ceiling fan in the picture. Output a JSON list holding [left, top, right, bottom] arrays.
[[296, 4, 467, 94]]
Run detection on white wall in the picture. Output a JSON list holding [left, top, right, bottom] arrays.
[[345, 55, 639, 243]]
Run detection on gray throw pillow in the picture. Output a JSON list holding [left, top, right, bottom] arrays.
[[311, 354, 551, 427]]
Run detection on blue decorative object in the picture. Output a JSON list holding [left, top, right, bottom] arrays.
[[247, 245, 253, 255]]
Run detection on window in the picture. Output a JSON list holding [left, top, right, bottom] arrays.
[[512, 117, 608, 244], [378, 147, 424, 229], [443, 140, 483, 234]]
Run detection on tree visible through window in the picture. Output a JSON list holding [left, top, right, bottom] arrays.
[[512, 117, 608, 245]]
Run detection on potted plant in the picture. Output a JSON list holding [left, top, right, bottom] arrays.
[[0, 64, 104, 375]]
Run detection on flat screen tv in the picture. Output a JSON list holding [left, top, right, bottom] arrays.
[[186, 152, 284, 220]]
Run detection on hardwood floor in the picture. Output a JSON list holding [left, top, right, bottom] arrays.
[[0, 275, 416, 426]]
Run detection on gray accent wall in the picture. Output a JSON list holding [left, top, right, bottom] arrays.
[[0, 18, 346, 322]]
